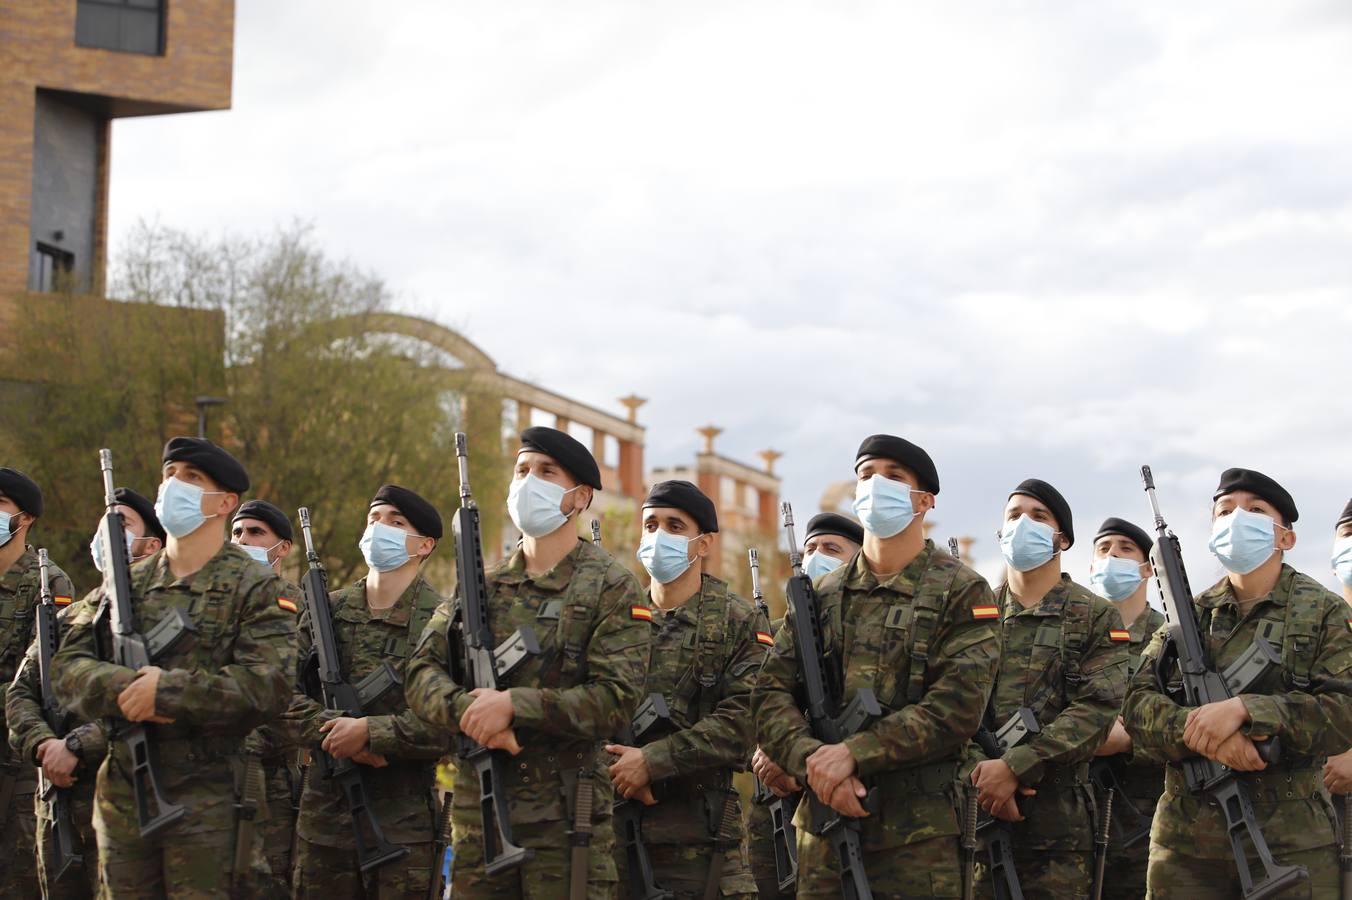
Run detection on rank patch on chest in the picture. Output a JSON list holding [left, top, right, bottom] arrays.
[[631, 605, 653, 621], [54, 595, 72, 606], [972, 605, 999, 620], [277, 596, 299, 614], [1109, 629, 1130, 642], [755, 631, 774, 646]]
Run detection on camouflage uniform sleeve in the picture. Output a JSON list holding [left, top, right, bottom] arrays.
[[365, 707, 452, 760], [1238, 596, 1352, 755], [1, 568, 74, 743], [403, 598, 466, 732], [844, 576, 1001, 778], [1121, 628, 1190, 763], [643, 612, 763, 782], [278, 601, 332, 748], [51, 593, 138, 721], [5, 635, 54, 764], [1004, 602, 1129, 784], [508, 567, 651, 740], [154, 573, 297, 733], [753, 602, 818, 779], [66, 721, 108, 767]]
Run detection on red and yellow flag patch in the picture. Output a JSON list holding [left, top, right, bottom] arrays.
[[1109, 629, 1131, 642], [54, 595, 72, 606], [631, 605, 653, 621], [755, 631, 774, 646], [972, 605, 999, 620], [277, 597, 298, 614]]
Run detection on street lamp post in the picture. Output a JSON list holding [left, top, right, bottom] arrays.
[[194, 395, 227, 440]]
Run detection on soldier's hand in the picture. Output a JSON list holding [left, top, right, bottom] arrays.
[[483, 728, 523, 755], [752, 747, 802, 796], [972, 759, 1028, 814], [460, 688, 515, 745], [118, 666, 174, 724], [604, 743, 652, 798], [319, 716, 370, 759], [824, 777, 870, 818], [989, 794, 1028, 823], [36, 738, 78, 788], [805, 743, 857, 805], [1183, 697, 1250, 758], [351, 750, 389, 768], [635, 785, 658, 807], [1212, 732, 1266, 772], [1324, 750, 1352, 793], [1095, 717, 1133, 756]]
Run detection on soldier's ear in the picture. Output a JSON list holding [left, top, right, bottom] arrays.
[[1276, 526, 1296, 552]]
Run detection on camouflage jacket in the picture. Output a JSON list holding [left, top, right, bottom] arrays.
[[1122, 564, 1352, 856], [404, 538, 650, 829], [754, 541, 1001, 850], [1100, 605, 1166, 801], [243, 573, 303, 761], [51, 543, 297, 837], [287, 573, 449, 848], [1, 546, 74, 776], [7, 586, 110, 817], [634, 574, 768, 844]]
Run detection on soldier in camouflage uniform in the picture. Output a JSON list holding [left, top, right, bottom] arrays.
[[405, 426, 651, 899], [754, 435, 1002, 899], [1124, 468, 1352, 899], [229, 499, 302, 897], [51, 438, 297, 899], [1085, 517, 1166, 900], [0, 467, 74, 898], [7, 486, 162, 899], [1322, 499, 1352, 813], [746, 512, 862, 899], [970, 479, 1129, 899], [286, 484, 450, 899], [604, 480, 763, 899]]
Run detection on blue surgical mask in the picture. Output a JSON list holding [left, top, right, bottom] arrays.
[[90, 528, 137, 573], [359, 521, 418, 572], [1208, 508, 1278, 575], [1089, 555, 1145, 602], [803, 551, 843, 580], [1000, 514, 1059, 572], [0, 511, 12, 547], [507, 473, 578, 538], [852, 476, 918, 539], [239, 540, 282, 568], [1333, 536, 1352, 588], [637, 529, 700, 585], [154, 477, 221, 539]]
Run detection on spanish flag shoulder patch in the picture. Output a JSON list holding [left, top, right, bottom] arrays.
[[755, 631, 774, 646], [277, 597, 298, 614], [631, 605, 653, 621], [54, 595, 73, 606], [1109, 629, 1131, 642], [972, 605, 999, 620]]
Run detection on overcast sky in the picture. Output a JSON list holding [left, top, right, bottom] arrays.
[[108, 0, 1352, 592]]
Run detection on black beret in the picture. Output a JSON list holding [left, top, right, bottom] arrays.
[[0, 467, 42, 517], [1093, 517, 1152, 557], [1339, 498, 1352, 529], [519, 427, 602, 491], [1212, 468, 1298, 525], [854, 435, 940, 494], [1009, 478, 1074, 548], [804, 513, 864, 547], [162, 437, 249, 494], [644, 480, 719, 533], [115, 487, 165, 541], [370, 484, 443, 541], [233, 499, 293, 543]]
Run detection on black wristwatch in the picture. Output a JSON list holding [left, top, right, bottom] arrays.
[[64, 730, 84, 763]]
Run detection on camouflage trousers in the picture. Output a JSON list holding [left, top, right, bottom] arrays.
[[292, 837, 434, 900], [615, 837, 758, 899], [745, 795, 796, 899], [797, 832, 963, 899], [974, 847, 1092, 900], [253, 760, 300, 898], [99, 826, 259, 899], [1145, 842, 1336, 900], [1, 784, 40, 898], [37, 785, 101, 900], [450, 818, 618, 899], [1100, 835, 1149, 900]]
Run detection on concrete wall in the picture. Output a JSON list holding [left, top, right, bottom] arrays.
[[28, 91, 103, 292]]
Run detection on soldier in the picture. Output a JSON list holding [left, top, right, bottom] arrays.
[[604, 479, 763, 898], [51, 437, 297, 898], [0, 467, 74, 898], [970, 479, 1129, 899], [746, 512, 862, 899], [404, 426, 651, 899], [1086, 517, 1166, 900], [754, 434, 1002, 898], [7, 487, 161, 898], [1323, 499, 1352, 797], [1123, 470, 1352, 898], [230, 499, 302, 895], [287, 484, 450, 898]]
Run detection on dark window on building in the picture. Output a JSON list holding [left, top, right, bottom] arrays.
[[30, 243, 75, 293], [75, 0, 165, 56]]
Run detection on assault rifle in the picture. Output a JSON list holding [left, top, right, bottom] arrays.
[[781, 503, 879, 900], [748, 547, 799, 893], [446, 432, 538, 874], [35, 549, 82, 881], [971, 707, 1038, 900], [613, 694, 675, 900], [1140, 465, 1306, 900], [297, 507, 407, 872]]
